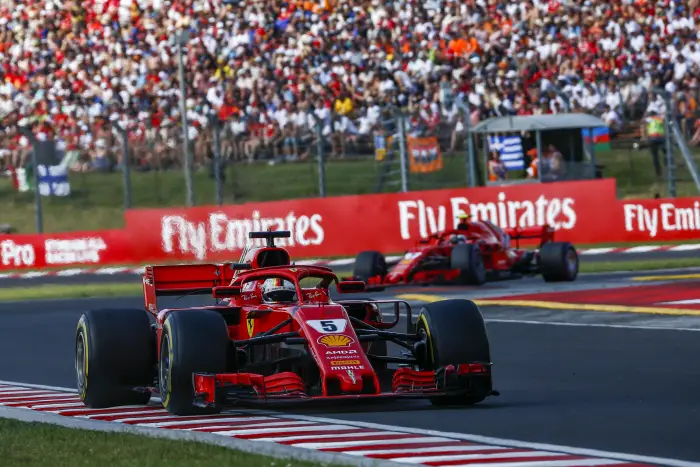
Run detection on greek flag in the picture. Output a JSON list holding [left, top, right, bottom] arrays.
[[487, 135, 524, 170]]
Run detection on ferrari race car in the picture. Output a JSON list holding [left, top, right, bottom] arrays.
[[352, 220, 579, 289], [75, 230, 497, 415]]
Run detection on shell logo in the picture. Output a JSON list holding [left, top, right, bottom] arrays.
[[317, 334, 354, 348]]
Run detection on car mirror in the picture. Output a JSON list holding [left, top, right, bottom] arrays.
[[336, 281, 366, 293], [212, 286, 242, 298]]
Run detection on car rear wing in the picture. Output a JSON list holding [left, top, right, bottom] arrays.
[[142, 263, 251, 313], [503, 225, 554, 248]]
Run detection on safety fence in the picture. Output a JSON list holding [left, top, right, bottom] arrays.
[[3, 96, 700, 236]]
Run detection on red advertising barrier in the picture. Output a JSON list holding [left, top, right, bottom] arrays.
[[618, 197, 700, 242], [1, 178, 699, 271], [123, 179, 620, 263], [0, 230, 136, 270]]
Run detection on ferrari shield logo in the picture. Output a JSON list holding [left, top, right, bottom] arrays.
[[246, 314, 255, 337]]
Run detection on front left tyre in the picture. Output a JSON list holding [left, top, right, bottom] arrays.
[[76, 308, 155, 408], [416, 299, 492, 406], [159, 310, 229, 415]]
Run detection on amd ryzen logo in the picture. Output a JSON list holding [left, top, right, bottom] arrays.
[[326, 350, 358, 355]]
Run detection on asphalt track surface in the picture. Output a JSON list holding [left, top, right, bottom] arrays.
[[1, 268, 699, 465], [0, 248, 696, 288]]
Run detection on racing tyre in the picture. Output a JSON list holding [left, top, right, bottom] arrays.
[[353, 251, 387, 282], [76, 308, 155, 408], [159, 310, 229, 415], [416, 299, 492, 406], [539, 242, 579, 282], [450, 244, 486, 285]]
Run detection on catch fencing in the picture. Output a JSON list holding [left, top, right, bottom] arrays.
[[4, 90, 700, 234]]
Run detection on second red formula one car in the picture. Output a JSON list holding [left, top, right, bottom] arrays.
[[352, 217, 579, 289], [74, 230, 497, 415]]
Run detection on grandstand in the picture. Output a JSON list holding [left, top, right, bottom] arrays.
[[1, 0, 700, 217]]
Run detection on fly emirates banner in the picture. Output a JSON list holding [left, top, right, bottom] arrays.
[[123, 179, 700, 263], [2, 179, 700, 270]]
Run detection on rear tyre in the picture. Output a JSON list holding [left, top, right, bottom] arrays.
[[539, 242, 579, 282], [450, 244, 486, 285], [416, 299, 492, 406], [159, 310, 229, 415], [76, 308, 154, 408], [353, 251, 387, 282]]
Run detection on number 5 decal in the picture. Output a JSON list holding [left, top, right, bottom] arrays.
[[307, 319, 348, 334]]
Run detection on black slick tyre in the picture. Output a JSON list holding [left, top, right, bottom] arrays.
[[75, 308, 155, 408], [450, 243, 486, 285], [416, 299, 492, 406], [159, 310, 229, 415], [539, 241, 579, 282], [353, 251, 387, 282]]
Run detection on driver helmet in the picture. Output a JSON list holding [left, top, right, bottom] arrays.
[[456, 211, 470, 222], [261, 278, 297, 303]]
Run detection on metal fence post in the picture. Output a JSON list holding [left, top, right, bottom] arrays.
[[664, 96, 676, 198], [653, 87, 676, 197], [176, 30, 194, 206], [18, 126, 43, 233], [457, 99, 477, 187], [309, 111, 326, 197], [210, 113, 223, 206], [395, 109, 409, 192], [115, 123, 132, 209]]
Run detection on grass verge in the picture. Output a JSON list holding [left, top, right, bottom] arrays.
[[0, 418, 345, 467], [578, 257, 700, 273], [1, 260, 699, 302], [0, 282, 143, 301]]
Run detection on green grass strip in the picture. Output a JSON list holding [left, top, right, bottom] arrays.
[[0, 418, 347, 467]]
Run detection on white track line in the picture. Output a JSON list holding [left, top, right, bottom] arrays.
[[669, 244, 700, 251], [140, 416, 276, 428], [326, 258, 355, 266], [55, 269, 90, 276], [256, 431, 406, 443], [210, 423, 347, 436], [484, 318, 700, 332], [660, 299, 700, 305], [94, 267, 130, 275], [291, 436, 453, 449], [578, 248, 617, 255], [623, 246, 663, 253], [76, 409, 167, 419], [343, 445, 513, 456], [390, 451, 570, 463]]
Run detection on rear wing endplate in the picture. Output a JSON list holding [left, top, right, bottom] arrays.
[[503, 225, 554, 247], [142, 263, 250, 312]]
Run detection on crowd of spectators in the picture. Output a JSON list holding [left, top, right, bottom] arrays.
[[1, 0, 700, 174]]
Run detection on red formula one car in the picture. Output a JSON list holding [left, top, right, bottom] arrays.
[[352, 219, 579, 289], [75, 230, 496, 415]]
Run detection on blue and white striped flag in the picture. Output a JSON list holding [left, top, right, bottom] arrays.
[[487, 135, 524, 170]]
